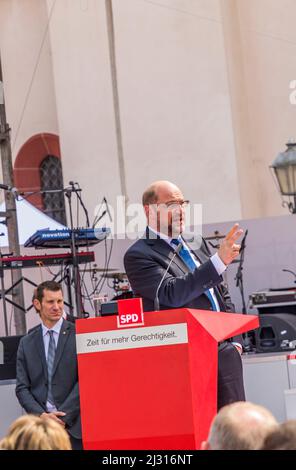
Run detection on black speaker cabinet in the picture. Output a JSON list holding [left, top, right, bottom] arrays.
[[255, 314, 296, 353], [0, 335, 23, 380]]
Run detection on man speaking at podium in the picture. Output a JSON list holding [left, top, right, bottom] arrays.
[[124, 180, 245, 409]]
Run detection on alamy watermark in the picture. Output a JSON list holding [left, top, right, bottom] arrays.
[[92, 196, 203, 250]]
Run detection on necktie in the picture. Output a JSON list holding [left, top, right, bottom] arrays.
[[171, 238, 217, 311], [47, 330, 56, 405]]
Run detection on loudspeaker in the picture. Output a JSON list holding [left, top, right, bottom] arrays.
[[255, 314, 296, 353], [0, 335, 23, 380], [257, 305, 296, 315]]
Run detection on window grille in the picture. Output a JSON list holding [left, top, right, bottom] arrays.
[[40, 155, 67, 225]]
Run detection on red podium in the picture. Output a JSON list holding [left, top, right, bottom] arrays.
[[75, 308, 258, 450]]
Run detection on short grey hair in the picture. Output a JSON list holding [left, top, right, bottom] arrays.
[[208, 402, 278, 450]]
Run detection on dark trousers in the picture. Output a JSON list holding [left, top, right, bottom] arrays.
[[217, 342, 245, 410], [69, 435, 83, 450]]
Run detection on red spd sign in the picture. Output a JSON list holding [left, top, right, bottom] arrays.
[[117, 298, 144, 328]]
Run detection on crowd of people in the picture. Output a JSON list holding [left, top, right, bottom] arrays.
[[1, 402, 296, 450]]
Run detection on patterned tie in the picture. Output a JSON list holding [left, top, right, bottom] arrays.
[[171, 238, 217, 311], [47, 330, 56, 405]]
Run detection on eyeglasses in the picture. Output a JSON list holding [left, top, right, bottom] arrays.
[[158, 200, 190, 209]]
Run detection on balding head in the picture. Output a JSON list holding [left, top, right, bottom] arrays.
[[142, 181, 186, 237], [202, 402, 278, 450], [142, 181, 183, 206]]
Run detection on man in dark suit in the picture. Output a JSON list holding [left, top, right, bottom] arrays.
[[124, 180, 245, 410], [15, 281, 82, 449]]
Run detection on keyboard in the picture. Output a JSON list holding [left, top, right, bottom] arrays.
[[24, 227, 111, 248], [1, 251, 95, 269]]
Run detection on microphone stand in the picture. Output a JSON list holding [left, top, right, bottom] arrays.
[[64, 183, 85, 318], [234, 229, 254, 352], [154, 244, 182, 311], [93, 210, 107, 226], [103, 197, 113, 222], [71, 181, 90, 228], [0, 232, 9, 335], [0, 196, 10, 335], [93, 196, 112, 227]]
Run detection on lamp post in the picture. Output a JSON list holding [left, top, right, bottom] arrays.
[[271, 140, 296, 214]]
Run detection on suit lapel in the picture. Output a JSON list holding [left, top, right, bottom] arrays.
[[52, 320, 71, 377], [145, 228, 188, 274], [34, 325, 48, 378], [213, 287, 227, 310]]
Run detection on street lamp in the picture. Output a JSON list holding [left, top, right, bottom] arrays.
[[271, 140, 296, 214]]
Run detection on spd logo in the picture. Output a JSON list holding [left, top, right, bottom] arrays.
[[117, 298, 144, 328]]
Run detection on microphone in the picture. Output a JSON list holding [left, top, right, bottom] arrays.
[[0, 183, 13, 191], [154, 243, 182, 311], [282, 269, 296, 284], [68, 181, 81, 192], [0, 184, 19, 198], [93, 210, 107, 227]]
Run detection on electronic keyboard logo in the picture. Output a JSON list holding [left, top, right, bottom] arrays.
[[117, 298, 144, 328]]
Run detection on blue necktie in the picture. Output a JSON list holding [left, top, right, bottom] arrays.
[[171, 238, 217, 311], [47, 330, 56, 405]]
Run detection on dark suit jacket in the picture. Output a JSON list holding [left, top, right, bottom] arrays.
[[124, 228, 234, 313], [15, 319, 81, 439]]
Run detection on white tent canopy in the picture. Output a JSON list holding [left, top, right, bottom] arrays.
[[0, 199, 66, 247]]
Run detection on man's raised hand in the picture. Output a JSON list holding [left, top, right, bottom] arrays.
[[218, 223, 243, 266]]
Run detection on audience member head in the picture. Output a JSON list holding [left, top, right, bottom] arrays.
[[260, 420, 296, 450], [201, 401, 278, 450], [0, 414, 71, 450]]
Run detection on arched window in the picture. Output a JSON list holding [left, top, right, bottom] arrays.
[[14, 133, 67, 226], [40, 155, 67, 225]]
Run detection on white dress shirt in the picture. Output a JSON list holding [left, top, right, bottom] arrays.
[[41, 316, 63, 412]]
